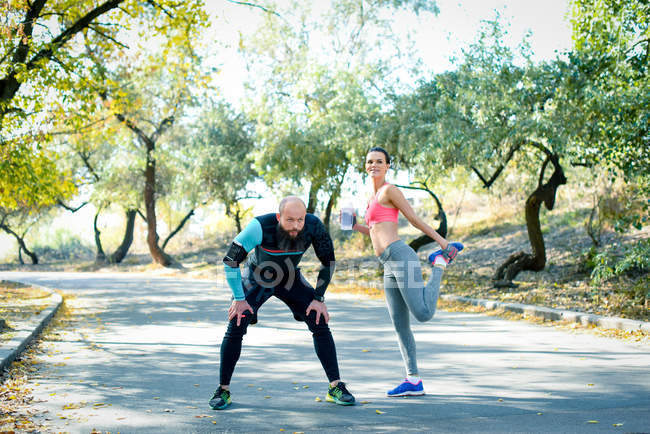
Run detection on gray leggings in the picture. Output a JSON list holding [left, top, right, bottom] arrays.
[[378, 239, 444, 376]]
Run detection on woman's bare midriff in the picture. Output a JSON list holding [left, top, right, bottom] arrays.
[[369, 221, 400, 256]]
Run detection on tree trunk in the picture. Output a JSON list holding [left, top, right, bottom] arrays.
[[0, 223, 38, 264], [109, 209, 137, 263], [18, 246, 24, 265], [161, 209, 194, 251], [144, 147, 173, 266], [493, 153, 567, 286], [323, 191, 337, 232], [307, 182, 320, 214], [94, 210, 107, 263], [115, 113, 175, 267], [234, 207, 243, 233]]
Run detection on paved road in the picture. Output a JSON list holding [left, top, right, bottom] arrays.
[[2, 271, 649, 433]]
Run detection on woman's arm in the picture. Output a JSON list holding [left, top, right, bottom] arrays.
[[386, 185, 449, 249], [353, 221, 370, 236]]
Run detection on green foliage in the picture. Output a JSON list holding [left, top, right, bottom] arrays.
[[384, 15, 571, 185], [187, 99, 257, 220], [568, 0, 649, 229], [242, 0, 436, 212], [590, 239, 650, 305], [0, 141, 76, 209], [31, 228, 94, 261], [0, 0, 207, 210]]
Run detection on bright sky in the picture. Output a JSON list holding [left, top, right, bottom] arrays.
[[206, 0, 573, 108], [0, 0, 575, 260]]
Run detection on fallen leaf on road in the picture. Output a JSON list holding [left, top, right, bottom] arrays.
[[153, 397, 160, 400], [612, 423, 623, 427], [587, 383, 594, 387], [62, 402, 86, 410], [116, 417, 126, 420], [375, 410, 384, 414], [264, 396, 271, 399], [163, 409, 174, 412], [315, 397, 321, 402], [497, 399, 504, 402], [587, 420, 599, 424], [360, 401, 371, 404], [195, 415, 213, 418], [302, 385, 309, 389], [362, 349, 370, 352]]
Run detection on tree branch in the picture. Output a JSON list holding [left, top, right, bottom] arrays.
[[146, 0, 174, 18], [87, 24, 129, 49], [151, 115, 175, 143], [161, 208, 194, 250], [57, 200, 88, 212], [78, 150, 101, 182], [24, 1, 125, 73], [115, 113, 153, 148], [226, 0, 281, 17], [11, 0, 47, 65]]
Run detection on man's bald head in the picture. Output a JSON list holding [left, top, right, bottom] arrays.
[[278, 196, 306, 214]]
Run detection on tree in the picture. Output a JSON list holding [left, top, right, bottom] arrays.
[[0, 0, 207, 209], [0, 206, 47, 264], [188, 100, 258, 233], [59, 125, 143, 264], [568, 0, 649, 229], [242, 0, 438, 228], [51, 3, 210, 266], [384, 17, 575, 285]]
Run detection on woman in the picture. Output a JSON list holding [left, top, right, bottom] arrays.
[[351, 146, 463, 397]]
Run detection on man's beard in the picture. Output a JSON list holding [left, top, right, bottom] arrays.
[[276, 224, 306, 252]]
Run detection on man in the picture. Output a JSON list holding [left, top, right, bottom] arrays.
[[209, 196, 355, 410]]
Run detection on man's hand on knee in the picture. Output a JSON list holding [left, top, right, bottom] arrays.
[[228, 300, 253, 326], [306, 300, 329, 325]]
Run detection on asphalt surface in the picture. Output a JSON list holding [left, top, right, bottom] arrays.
[[1, 271, 649, 433]]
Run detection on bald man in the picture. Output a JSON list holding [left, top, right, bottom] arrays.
[[209, 197, 355, 410]]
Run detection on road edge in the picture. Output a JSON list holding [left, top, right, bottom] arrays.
[[440, 294, 650, 333], [0, 283, 62, 374]]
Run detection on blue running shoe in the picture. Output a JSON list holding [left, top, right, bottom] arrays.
[[387, 379, 425, 397], [428, 242, 464, 265]]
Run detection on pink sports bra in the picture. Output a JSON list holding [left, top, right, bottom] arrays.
[[365, 184, 399, 227]]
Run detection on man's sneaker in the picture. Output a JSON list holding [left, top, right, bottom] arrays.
[[326, 382, 356, 406], [386, 379, 425, 397], [209, 387, 232, 410], [429, 242, 464, 266]]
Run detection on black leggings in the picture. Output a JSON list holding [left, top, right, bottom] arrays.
[[219, 271, 340, 385]]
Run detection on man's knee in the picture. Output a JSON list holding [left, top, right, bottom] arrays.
[[306, 315, 331, 335], [224, 319, 249, 338]]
